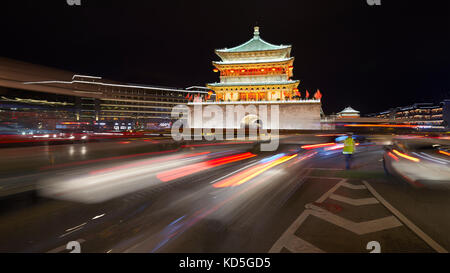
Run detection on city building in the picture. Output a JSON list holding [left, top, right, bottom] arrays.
[[189, 27, 322, 130], [367, 101, 450, 128], [0, 58, 206, 131]]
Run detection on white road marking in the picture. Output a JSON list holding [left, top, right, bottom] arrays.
[[308, 168, 343, 171], [341, 182, 367, 190], [316, 179, 347, 203], [92, 213, 105, 220], [305, 176, 342, 180], [59, 227, 84, 238], [269, 210, 313, 253], [65, 222, 86, 232], [329, 194, 379, 206], [363, 181, 448, 253], [279, 235, 324, 253], [305, 204, 402, 235]]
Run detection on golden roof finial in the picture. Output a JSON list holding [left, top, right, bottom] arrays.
[[253, 26, 260, 38]]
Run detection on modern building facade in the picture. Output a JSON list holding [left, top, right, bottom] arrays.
[[367, 101, 450, 128], [0, 58, 204, 131]]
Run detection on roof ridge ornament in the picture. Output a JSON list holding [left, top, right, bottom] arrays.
[[253, 26, 260, 39]]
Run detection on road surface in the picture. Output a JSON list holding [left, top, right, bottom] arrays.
[[0, 136, 448, 253]]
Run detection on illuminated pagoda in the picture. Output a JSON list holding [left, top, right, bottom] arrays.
[[207, 26, 300, 102], [189, 26, 322, 130]]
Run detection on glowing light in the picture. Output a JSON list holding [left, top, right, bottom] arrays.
[[40, 149, 178, 170], [301, 143, 336, 150], [393, 149, 420, 162], [92, 214, 105, 220], [181, 141, 253, 148], [344, 124, 418, 128], [324, 144, 344, 151], [213, 69, 219, 72], [213, 154, 298, 188], [439, 150, 450, 157], [387, 152, 399, 161], [157, 152, 256, 182], [324, 143, 360, 151], [90, 152, 210, 175]]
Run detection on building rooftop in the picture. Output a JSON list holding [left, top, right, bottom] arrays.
[[216, 26, 290, 53], [207, 80, 299, 87], [338, 106, 360, 114], [213, 57, 293, 65]]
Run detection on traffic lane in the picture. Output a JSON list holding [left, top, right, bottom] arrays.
[[0, 140, 180, 198], [36, 144, 450, 253], [0, 138, 177, 176], [2, 143, 384, 251], [0, 147, 268, 252], [109, 151, 316, 253], [71, 149, 313, 253], [0, 141, 259, 198]]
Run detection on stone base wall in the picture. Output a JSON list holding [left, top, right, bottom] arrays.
[[186, 101, 322, 130]]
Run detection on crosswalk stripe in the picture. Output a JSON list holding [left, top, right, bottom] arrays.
[[316, 179, 348, 203], [305, 204, 402, 235], [282, 235, 325, 253], [329, 194, 379, 206], [341, 182, 367, 190]]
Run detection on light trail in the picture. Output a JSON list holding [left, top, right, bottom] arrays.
[[156, 152, 257, 182], [213, 154, 298, 188], [393, 149, 420, 162]]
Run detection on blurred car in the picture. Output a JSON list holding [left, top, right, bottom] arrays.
[[383, 139, 450, 188]]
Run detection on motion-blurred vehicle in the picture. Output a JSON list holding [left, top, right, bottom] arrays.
[[383, 139, 450, 188]]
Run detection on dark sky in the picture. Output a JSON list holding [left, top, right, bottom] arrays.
[[2, 0, 449, 114]]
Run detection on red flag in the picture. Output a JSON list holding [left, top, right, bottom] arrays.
[[314, 89, 323, 100], [189, 94, 193, 101], [305, 90, 310, 99], [185, 93, 190, 99]]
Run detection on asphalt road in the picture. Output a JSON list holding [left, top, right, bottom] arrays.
[[0, 136, 448, 253]]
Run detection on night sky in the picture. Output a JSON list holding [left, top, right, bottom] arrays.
[[2, 0, 449, 115]]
